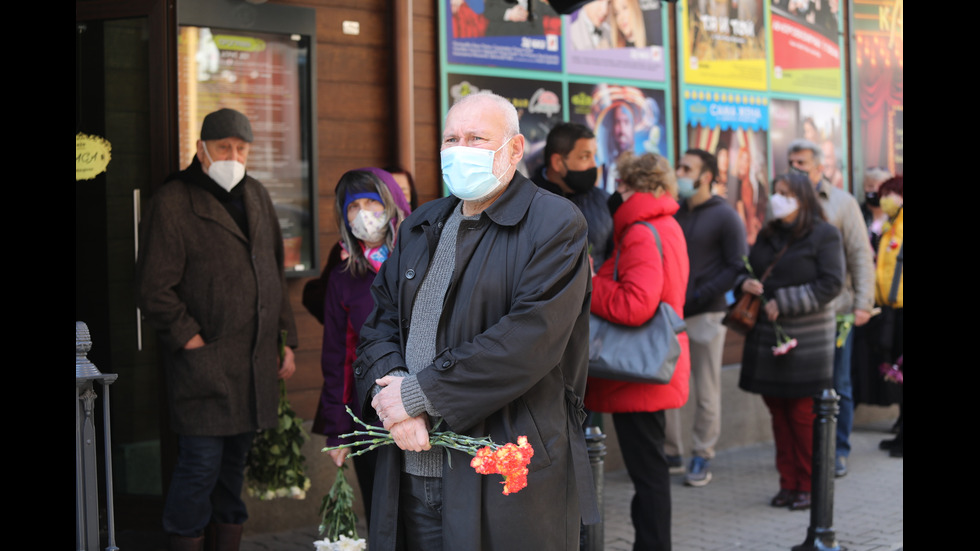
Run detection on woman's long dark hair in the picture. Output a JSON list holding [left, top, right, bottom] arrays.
[[761, 171, 826, 241]]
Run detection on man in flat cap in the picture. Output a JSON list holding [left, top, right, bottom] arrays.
[[137, 108, 298, 550]]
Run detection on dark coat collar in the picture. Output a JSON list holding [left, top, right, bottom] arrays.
[[175, 159, 258, 244], [410, 171, 537, 231]]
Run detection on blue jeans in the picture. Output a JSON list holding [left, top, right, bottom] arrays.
[[162, 432, 254, 537], [834, 329, 854, 458]]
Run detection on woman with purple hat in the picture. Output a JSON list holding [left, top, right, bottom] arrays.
[[311, 168, 411, 526]]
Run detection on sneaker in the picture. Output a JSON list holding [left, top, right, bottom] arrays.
[[667, 455, 685, 475], [834, 455, 848, 478], [684, 456, 712, 487]]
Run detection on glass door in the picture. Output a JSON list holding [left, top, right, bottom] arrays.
[[77, 0, 176, 539]]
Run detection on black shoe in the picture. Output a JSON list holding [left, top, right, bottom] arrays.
[[770, 489, 794, 508], [888, 445, 903, 458], [667, 454, 685, 475], [834, 455, 848, 478], [879, 438, 897, 451], [789, 491, 811, 511]]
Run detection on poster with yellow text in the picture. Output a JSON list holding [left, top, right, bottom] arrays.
[[682, 0, 767, 90]]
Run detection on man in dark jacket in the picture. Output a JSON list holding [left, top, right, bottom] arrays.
[[667, 149, 747, 487], [356, 91, 598, 550], [137, 108, 297, 550], [788, 138, 875, 478], [531, 122, 614, 270]]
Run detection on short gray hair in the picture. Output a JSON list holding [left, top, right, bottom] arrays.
[[863, 167, 892, 189], [787, 139, 821, 163], [449, 91, 521, 138]]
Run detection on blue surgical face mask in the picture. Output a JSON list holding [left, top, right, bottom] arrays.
[[440, 137, 513, 202], [676, 177, 696, 200]]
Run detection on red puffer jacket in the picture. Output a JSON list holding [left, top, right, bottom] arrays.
[[585, 191, 691, 413]]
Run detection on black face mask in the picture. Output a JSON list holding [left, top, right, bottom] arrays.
[[865, 191, 880, 207], [563, 166, 598, 194]]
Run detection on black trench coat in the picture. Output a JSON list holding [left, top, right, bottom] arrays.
[[354, 174, 599, 550]]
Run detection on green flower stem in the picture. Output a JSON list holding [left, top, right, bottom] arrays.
[[742, 255, 792, 345], [245, 330, 311, 500], [322, 407, 501, 459], [835, 313, 855, 348], [318, 463, 359, 540]]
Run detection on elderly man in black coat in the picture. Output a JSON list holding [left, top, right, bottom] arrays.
[[137, 108, 297, 550], [355, 91, 599, 550]]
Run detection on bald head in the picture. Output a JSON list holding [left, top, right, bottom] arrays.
[[447, 92, 520, 139], [441, 92, 526, 213]]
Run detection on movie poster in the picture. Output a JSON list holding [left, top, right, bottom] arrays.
[[446, 0, 562, 71], [565, 0, 665, 81], [769, 0, 842, 96], [681, 0, 767, 90], [446, 74, 564, 180], [771, 98, 845, 189], [852, 0, 903, 175], [567, 82, 668, 195], [684, 89, 769, 244]]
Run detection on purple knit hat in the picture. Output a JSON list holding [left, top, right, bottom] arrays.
[[356, 167, 412, 220]]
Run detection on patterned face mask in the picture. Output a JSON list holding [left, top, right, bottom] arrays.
[[350, 209, 389, 245]]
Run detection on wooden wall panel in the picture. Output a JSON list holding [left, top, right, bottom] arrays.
[[269, 0, 443, 422], [411, 1, 442, 203], [272, 0, 398, 422]]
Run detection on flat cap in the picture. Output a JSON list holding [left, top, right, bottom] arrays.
[[200, 108, 254, 142]]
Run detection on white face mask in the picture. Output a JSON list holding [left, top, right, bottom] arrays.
[[440, 137, 513, 202], [770, 193, 799, 220], [350, 209, 389, 244], [203, 145, 246, 191]]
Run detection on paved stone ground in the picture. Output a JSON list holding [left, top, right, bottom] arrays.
[[238, 420, 902, 551]]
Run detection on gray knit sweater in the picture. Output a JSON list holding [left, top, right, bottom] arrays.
[[397, 203, 476, 476]]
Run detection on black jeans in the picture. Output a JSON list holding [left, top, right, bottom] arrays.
[[400, 473, 443, 551], [613, 410, 672, 551]]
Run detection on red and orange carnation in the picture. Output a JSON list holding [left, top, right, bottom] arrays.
[[469, 435, 534, 495], [470, 446, 497, 475]]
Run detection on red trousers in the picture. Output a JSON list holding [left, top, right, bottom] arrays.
[[763, 396, 815, 492]]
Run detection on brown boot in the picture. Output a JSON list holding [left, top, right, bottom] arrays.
[[213, 523, 244, 551], [168, 534, 205, 551]]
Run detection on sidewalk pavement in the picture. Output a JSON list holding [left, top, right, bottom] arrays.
[[241, 419, 903, 551]]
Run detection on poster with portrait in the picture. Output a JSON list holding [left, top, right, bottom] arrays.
[[852, 0, 903, 175], [446, 0, 563, 71], [565, 0, 666, 81], [446, 73, 564, 180], [567, 82, 668, 195], [771, 98, 845, 189], [769, 0, 842, 97], [684, 89, 769, 244], [681, 0, 767, 90]]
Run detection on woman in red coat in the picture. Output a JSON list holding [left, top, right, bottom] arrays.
[[587, 151, 690, 551]]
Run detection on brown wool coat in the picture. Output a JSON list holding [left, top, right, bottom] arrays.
[[137, 170, 297, 436]]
